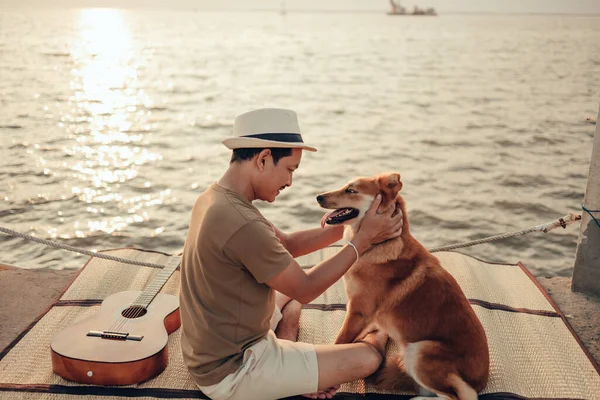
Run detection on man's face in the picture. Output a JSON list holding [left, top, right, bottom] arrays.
[[258, 148, 302, 202]]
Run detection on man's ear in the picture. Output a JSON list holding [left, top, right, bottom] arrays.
[[378, 172, 403, 200], [256, 149, 272, 171]]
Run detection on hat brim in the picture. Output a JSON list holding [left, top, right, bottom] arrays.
[[222, 137, 317, 152]]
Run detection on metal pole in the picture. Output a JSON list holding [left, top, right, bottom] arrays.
[[572, 104, 600, 296]]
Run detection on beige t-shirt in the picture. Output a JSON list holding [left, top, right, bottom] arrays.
[[180, 183, 294, 386]]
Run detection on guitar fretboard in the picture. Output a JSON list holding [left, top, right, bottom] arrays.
[[132, 256, 181, 308]]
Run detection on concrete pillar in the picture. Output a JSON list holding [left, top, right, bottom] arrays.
[[572, 105, 600, 296]]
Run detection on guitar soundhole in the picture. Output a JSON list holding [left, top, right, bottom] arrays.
[[122, 306, 147, 319]]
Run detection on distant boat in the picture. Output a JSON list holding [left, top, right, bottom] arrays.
[[387, 0, 437, 16]]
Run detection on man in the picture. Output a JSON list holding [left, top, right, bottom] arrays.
[[180, 108, 404, 400]]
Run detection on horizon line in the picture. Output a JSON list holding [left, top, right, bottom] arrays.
[[1, 6, 599, 16]]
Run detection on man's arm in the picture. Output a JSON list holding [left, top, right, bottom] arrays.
[[266, 242, 364, 304], [267, 194, 404, 303], [274, 225, 344, 258]]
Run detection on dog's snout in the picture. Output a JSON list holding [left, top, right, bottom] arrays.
[[316, 195, 324, 204]]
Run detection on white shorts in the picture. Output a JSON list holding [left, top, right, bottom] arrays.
[[198, 306, 319, 400]]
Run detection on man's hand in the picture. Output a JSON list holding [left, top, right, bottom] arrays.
[[267, 196, 402, 304], [352, 194, 403, 253]]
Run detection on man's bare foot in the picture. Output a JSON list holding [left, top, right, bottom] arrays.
[[302, 384, 340, 399], [274, 299, 302, 341]]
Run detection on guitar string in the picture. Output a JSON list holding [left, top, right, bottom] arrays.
[[109, 298, 142, 333], [109, 263, 177, 333], [110, 283, 156, 333], [107, 280, 152, 333], [109, 290, 152, 333], [107, 262, 177, 334]]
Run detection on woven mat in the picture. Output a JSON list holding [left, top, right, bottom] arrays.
[[1, 247, 599, 400]]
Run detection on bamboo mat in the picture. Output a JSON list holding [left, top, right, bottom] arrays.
[[1, 247, 599, 399]]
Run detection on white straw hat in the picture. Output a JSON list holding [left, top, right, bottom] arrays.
[[221, 108, 317, 152]]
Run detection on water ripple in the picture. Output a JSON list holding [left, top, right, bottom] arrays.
[[0, 11, 597, 277]]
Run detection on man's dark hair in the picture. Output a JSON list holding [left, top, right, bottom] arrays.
[[230, 148, 293, 165]]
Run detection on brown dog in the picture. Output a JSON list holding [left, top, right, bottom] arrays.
[[316, 172, 489, 400]]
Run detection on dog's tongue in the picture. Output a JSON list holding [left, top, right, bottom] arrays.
[[320, 209, 343, 229], [320, 212, 333, 229]]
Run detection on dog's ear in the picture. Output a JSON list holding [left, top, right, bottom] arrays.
[[378, 173, 403, 201]]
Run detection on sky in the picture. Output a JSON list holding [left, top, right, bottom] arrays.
[[0, 0, 599, 14]]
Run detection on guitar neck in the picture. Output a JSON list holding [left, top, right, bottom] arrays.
[[133, 256, 181, 307]]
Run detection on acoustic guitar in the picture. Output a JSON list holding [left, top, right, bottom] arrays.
[[51, 256, 181, 385]]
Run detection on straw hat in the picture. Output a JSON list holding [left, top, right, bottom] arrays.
[[221, 108, 317, 152]]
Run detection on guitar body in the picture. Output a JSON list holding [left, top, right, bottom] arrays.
[[51, 290, 180, 385]]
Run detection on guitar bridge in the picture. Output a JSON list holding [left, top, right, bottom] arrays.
[[87, 330, 144, 341]]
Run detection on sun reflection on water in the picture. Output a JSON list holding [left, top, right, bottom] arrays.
[[57, 8, 164, 238]]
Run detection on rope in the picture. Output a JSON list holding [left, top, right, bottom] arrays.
[[581, 204, 600, 229], [0, 226, 166, 269], [429, 212, 581, 253], [0, 211, 583, 268]]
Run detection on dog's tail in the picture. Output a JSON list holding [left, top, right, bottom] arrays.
[[366, 353, 417, 392]]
